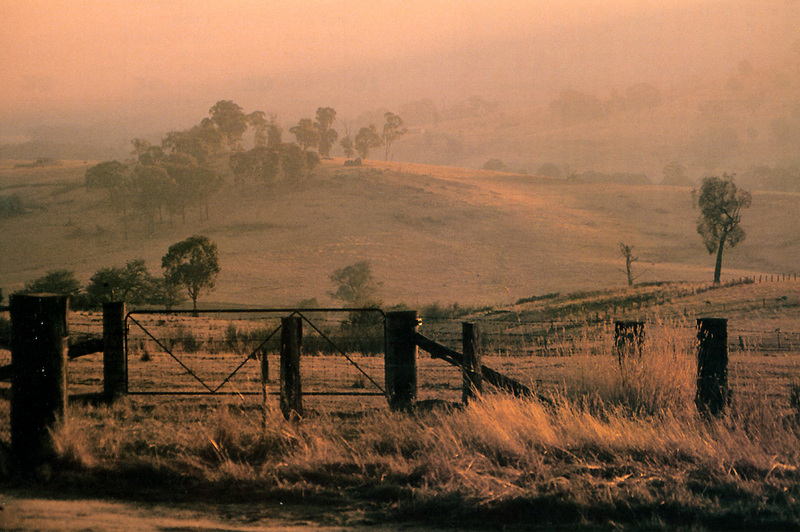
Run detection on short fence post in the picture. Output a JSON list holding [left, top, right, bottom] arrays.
[[103, 301, 126, 401], [385, 310, 418, 411], [462, 322, 483, 404], [260, 348, 269, 429], [10, 294, 69, 472], [614, 321, 645, 367], [280, 316, 303, 421], [696, 318, 728, 417]]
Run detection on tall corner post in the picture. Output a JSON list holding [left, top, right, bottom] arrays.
[[10, 294, 69, 472], [696, 318, 728, 417], [103, 301, 127, 401], [280, 315, 303, 421], [462, 322, 483, 404], [385, 310, 418, 411]]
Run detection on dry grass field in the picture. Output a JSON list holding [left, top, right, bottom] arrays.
[[2, 158, 800, 529], [1, 157, 798, 307], [1, 278, 800, 529]]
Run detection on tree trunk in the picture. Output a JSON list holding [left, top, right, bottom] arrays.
[[713, 234, 726, 284], [626, 258, 633, 286]]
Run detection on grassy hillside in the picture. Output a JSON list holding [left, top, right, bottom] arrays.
[[1, 157, 798, 308]]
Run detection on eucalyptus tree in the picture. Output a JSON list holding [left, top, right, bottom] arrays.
[[315, 107, 338, 157], [382, 112, 407, 161], [695, 174, 752, 284], [209, 100, 248, 151], [162, 235, 221, 314], [354, 125, 382, 159]]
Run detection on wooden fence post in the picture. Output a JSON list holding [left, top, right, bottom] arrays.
[[280, 316, 303, 421], [696, 318, 728, 417], [103, 301, 126, 401], [10, 294, 69, 471], [614, 321, 645, 367], [260, 347, 269, 429], [385, 310, 418, 411], [462, 322, 483, 404]]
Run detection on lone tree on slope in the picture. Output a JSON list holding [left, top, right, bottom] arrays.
[[328, 260, 381, 308], [382, 112, 407, 161], [354, 125, 382, 159], [162, 235, 221, 314], [618, 243, 639, 287], [695, 174, 751, 284]]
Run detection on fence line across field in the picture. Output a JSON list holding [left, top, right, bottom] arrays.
[[2, 294, 798, 472]]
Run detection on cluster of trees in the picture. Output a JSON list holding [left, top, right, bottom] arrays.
[[86, 100, 411, 237], [86, 102, 234, 236], [550, 83, 661, 124], [15, 237, 388, 315], [16, 235, 220, 312], [229, 105, 331, 183], [228, 104, 408, 183], [339, 112, 408, 161]]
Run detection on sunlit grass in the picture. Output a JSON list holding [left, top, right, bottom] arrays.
[[39, 320, 800, 529]]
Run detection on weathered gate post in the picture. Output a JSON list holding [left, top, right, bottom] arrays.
[[280, 316, 303, 421], [696, 318, 728, 417], [260, 347, 270, 429], [614, 321, 645, 367], [385, 310, 418, 411], [103, 301, 126, 401], [462, 322, 482, 404], [10, 294, 69, 471]]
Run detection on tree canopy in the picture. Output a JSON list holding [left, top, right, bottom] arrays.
[[328, 260, 381, 307], [20, 269, 82, 297], [85, 259, 166, 307], [315, 107, 338, 157], [354, 125, 382, 159], [162, 235, 221, 313], [382, 112, 407, 161], [85, 160, 127, 190], [290, 118, 321, 152], [209, 100, 248, 151], [695, 174, 752, 284]]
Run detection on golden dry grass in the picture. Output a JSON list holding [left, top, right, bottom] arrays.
[[1, 158, 798, 308], [17, 318, 796, 530]]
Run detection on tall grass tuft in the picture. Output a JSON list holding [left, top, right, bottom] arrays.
[[565, 318, 697, 417]]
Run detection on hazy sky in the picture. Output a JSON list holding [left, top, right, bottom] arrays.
[[2, 0, 799, 138]]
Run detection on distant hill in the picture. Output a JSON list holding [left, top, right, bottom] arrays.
[[1, 158, 797, 308], [5, 51, 800, 193], [389, 55, 800, 189]]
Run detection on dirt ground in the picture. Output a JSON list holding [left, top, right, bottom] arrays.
[[0, 490, 435, 531]]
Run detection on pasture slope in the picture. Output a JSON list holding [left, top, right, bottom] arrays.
[[1, 157, 798, 308]]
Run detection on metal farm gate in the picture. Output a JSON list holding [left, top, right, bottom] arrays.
[[124, 308, 387, 407]]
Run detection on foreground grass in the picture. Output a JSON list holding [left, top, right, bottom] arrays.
[[0, 386, 793, 530], [2, 320, 800, 530]]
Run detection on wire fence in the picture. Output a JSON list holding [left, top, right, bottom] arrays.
[[122, 309, 386, 397], [5, 305, 800, 409]]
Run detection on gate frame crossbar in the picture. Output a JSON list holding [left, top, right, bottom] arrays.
[[124, 307, 386, 397]]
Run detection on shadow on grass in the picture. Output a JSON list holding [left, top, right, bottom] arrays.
[[3, 462, 800, 531]]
